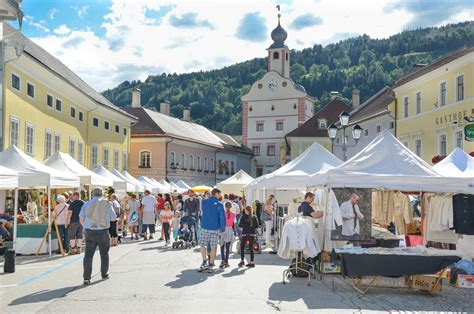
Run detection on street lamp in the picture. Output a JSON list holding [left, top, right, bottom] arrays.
[[328, 112, 363, 161]]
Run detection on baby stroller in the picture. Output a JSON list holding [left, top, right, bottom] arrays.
[[172, 215, 196, 249]]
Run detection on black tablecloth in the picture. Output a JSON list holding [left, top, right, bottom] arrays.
[[339, 253, 461, 277]]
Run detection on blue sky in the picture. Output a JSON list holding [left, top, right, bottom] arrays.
[[17, 0, 474, 91]]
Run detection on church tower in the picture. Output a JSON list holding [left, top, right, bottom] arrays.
[[267, 13, 290, 79]]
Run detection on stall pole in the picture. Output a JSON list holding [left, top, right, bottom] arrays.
[[47, 185, 51, 257], [12, 187, 19, 251]]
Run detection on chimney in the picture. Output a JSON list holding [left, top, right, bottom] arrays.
[[183, 108, 191, 122], [352, 89, 360, 108], [131, 88, 141, 107], [330, 91, 339, 101], [160, 100, 170, 116]]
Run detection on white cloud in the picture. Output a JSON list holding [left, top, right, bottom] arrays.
[[24, 15, 49, 33], [49, 8, 58, 20], [53, 25, 71, 35], [72, 5, 90, 18], [29, 0, 473, 92]]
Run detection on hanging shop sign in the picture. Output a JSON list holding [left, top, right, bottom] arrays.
[[464, 124, 474, 142]]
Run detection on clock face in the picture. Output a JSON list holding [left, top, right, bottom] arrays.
[[268, 79, 277, 92]]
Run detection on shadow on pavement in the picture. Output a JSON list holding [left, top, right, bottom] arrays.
[[221, 267, 248, 278], [165, 268, 224, 289], [8, 281, 102, 306]]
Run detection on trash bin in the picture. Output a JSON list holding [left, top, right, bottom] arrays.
[[4, 249, 15, 273]]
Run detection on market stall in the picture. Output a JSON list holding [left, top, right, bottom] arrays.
[[217, 169, 254, 195], [176, 180, 191, 191], [121, 170, 147, 193], [138, 176, 164, 193], [92, 165, 132, 195], [112, 169, 144, 193]]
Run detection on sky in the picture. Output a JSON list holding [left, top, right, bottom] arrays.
[[17, 0, 474, 91]]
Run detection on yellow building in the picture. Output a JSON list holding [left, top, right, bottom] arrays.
[[392, 47, 474, 164], [1, 23, 136, 170]]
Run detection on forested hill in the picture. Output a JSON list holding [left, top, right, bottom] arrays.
[[103, 21, 473, 135]]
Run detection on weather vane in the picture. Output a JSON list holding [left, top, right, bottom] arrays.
[[276, 4, 281, 19]]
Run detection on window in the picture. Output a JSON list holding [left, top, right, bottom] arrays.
[[181, 153, 186, 169], [364, 129, 369, 136], [319, 119, 327, 129], [440, 82, 447, 106], [189, 155, 194, 170], [69, 138, 75, 158], [415, 139, 422, 157], [415, 92, 421, 114], [439, 134, 447, 156], [123, 128, 127, 136], [114, 150, 119, 169], [104, 121, 110, 130], [256, 166, 263, 177], [44, 130, 52, 159], [252, 146, 260, 156], [54, 133, 61, 152], [210, 158, 215, 171], [267, 145, 275, 156], [11, 73, 20, 91], [286, 52, 289, 61], [103, 147, 109, 168], [70, 107, 76, 119], [376, 125, 381, 133], [115, 124, 120, 133], [91, 145, 99, 168], [9, 117, 19, 147], [204, 157, 208, 171], [455, 131, 463, 149], [273, 51, 279, 59], [93, 117, 99, 127], [256, 122, 264, 132], [78, 142, 84, 164], [344, 135, 349, 145], [403, 96, 409, 118], [389, 121, 395, 129], [170, 152, 176, 167], [25, 123, 34, 155], [197, 156, 201, 170], [456, 75, 464, 101], [139, 151, 151, 168], [27, 82, 35, 99], [79, 111, 84, 122], [47, 94, 53, 108], [276, 121, 284, 131], [56, 99, 62, 112], [122, 152, 127, 170], [336, 137, 340, 144]]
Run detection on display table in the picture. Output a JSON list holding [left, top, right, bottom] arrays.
[[334, 247, 461, 294], [16, 224, 58, 255]]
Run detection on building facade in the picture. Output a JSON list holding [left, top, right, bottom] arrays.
[[241, 15, 314, 177], [392, 47, 474, 163], [1, 23, 136, 170], [333, 87, 396, 161], [286, 97, 352, 160]]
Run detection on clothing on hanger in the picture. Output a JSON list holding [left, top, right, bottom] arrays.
[[277, 216, 320, 259]]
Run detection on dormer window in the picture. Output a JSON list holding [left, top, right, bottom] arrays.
[[319, 119, 327, 129], [273, 52, 279, 59]]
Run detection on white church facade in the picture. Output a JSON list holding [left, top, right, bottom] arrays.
[[241, 15, 315, 177]]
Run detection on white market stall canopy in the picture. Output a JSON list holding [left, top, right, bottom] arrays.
[[307, 130, 473, 193], [0, 165, 19, 189], [120, 170, 146, 192], [44, 152, 113, 188], [159, 179, 172, 192], [176, 180, 191, 190], [112, 169, 144, 193], [138, 176, 165, 193], [217, 169, 254, 194], [0, 146, 79, 188], [92, 165, 130, 191], [170, 182, 186, 193], [433, 147, 474, 177]]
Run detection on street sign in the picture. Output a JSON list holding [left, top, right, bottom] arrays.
[[465, 124, 474, 142]]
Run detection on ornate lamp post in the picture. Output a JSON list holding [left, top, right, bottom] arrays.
[[328, 111, 363, 161]]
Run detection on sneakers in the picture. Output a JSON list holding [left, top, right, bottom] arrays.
[[149, 235, 154, 240], [102, 274, 109, 280], [83, 279, 91, 285], [219, 261, 226, 269], [246, 263, 255, 268], [225, 263, 230, 268], [207, 263, 215, 272], [143, 235, 148, 240], [238, 261, 245, 267], [200, 260, 209, 270]]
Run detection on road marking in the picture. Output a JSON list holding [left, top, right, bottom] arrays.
[[18, 255, 83, 286], [0, 284, 18, 288]]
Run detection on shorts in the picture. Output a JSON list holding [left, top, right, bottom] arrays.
[[109, 221, 118, 237], [68, 222, 83, 240], [198, 229, 219, 248]]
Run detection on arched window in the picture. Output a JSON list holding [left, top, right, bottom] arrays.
[[204, 157, 208, 171], [197, 156, 201, 170], [170, 151, 176, 167], [181, 153, 186, 169], [210, 158, 214, 171], [286, 52, 288, 61], [273, 51, 279, 59], [139, 151, 151, 168], [189, 155, 194, 170], [319, 119, 327, 129]]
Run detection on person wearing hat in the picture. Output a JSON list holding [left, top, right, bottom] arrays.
[[298, 192, 324, 219], [79, 188, 116, 285]]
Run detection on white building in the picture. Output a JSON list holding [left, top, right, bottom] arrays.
[[241, 14, 315, 177]]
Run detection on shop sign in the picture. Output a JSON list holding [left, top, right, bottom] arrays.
[[464, 124, 474, 142], [435, 110, 467, 125]]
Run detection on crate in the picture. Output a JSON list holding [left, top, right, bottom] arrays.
[[405, 275, 442, 292], [456, 274, 474, 289], [406, 221, 420, 235], [322, 262, 341, 273]]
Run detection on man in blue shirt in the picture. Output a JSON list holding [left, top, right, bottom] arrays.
[[298, 192, 323, 219], [199, 188, 225, 271], [79, 188, 116, 285]]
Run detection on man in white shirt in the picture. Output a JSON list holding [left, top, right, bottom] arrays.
[[340, 193, 364, 237], [140, 190, 157, 240]]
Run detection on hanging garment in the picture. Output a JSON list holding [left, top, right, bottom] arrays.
[[315, 188, 344, 251], [452, 194, 474, 235], [277, 216, 319, 259], [392, 191, 413, 235], [431, 194, 454, 232], [422, 193, 458, 245], [371, 190, 394, 223]]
